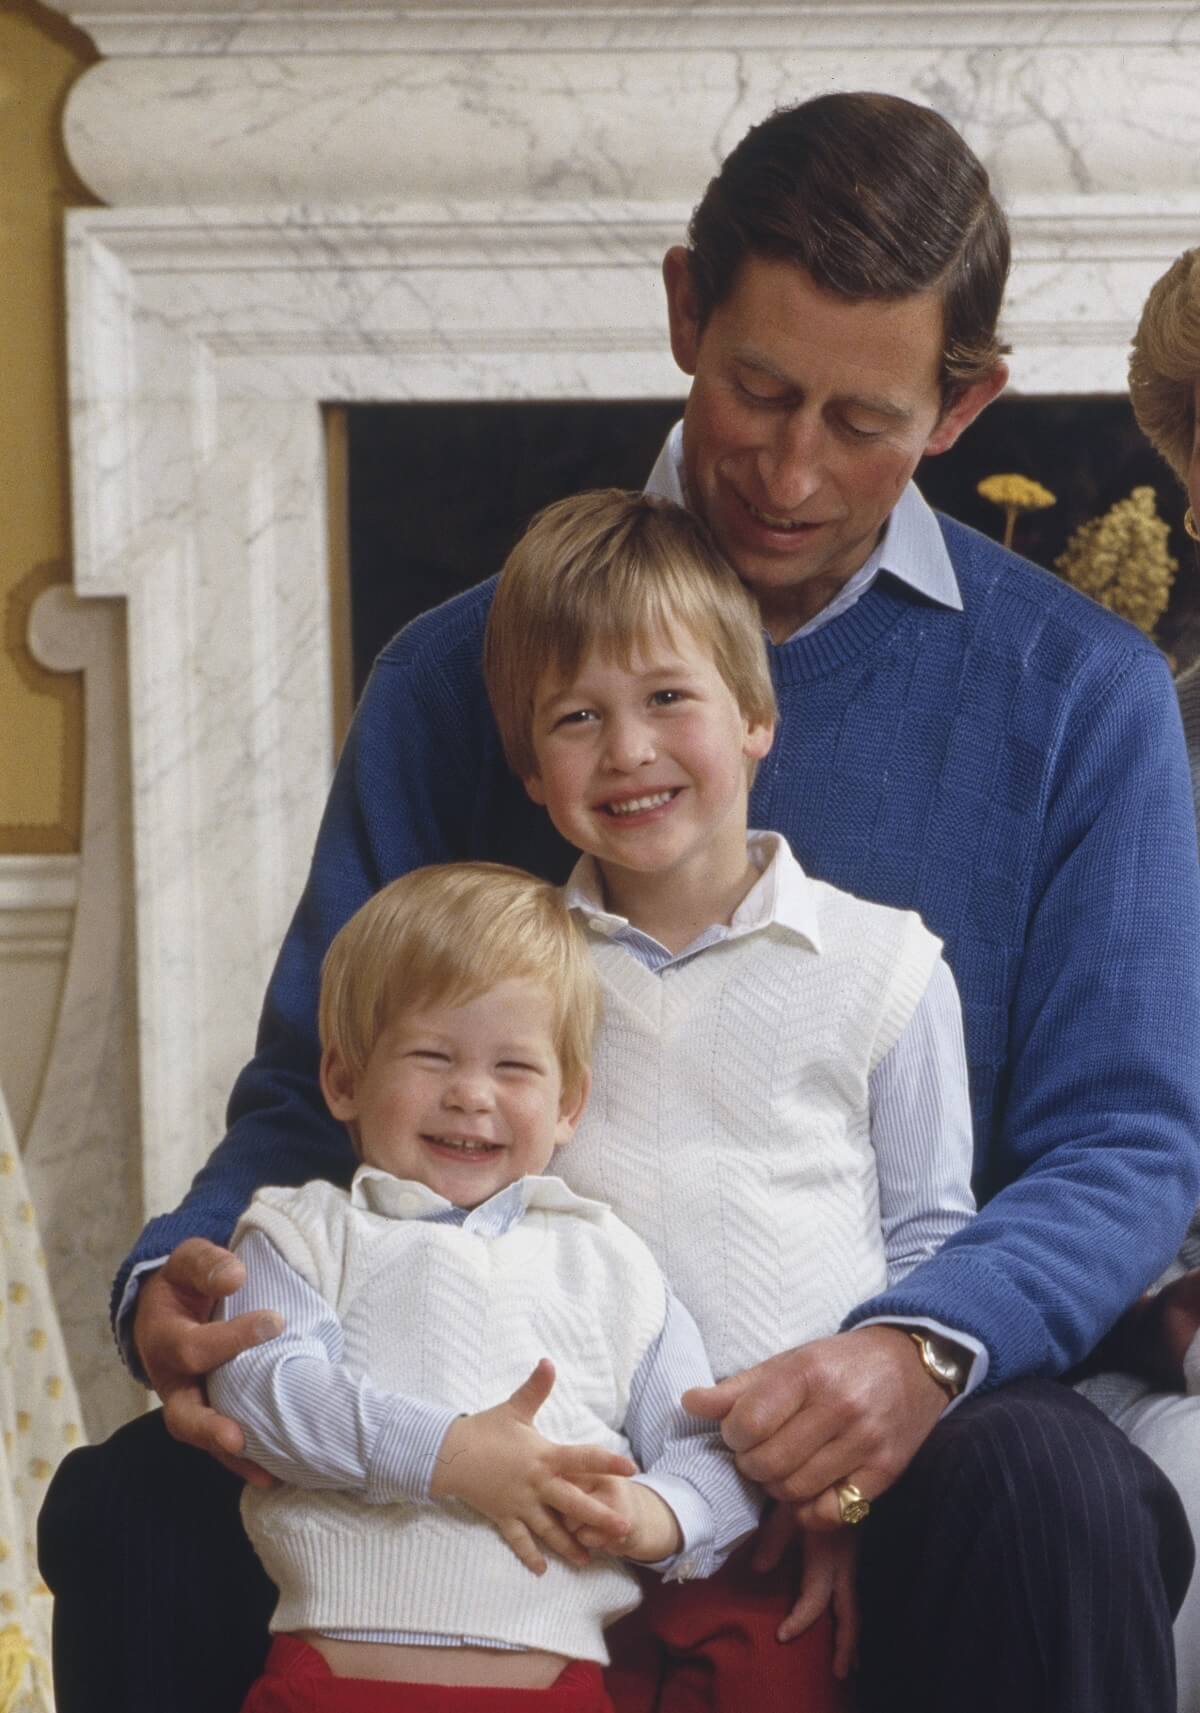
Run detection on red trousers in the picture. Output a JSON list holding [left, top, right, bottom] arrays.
[[604, 1541, 852, 1713], [240, 1638, 614, 1712]]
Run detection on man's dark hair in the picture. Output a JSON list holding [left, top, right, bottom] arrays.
[[687, 91, 1011, 400]]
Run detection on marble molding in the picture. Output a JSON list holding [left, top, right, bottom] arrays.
[[29, 0, 1200, 1429]]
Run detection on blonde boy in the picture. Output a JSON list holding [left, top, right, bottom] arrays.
[[483, 490, 978, 1706], [209, 863, 758, 1713]]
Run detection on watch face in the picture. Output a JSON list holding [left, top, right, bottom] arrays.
[[928, 1348, 960, 1384]]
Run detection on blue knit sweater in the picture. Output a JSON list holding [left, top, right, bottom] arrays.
[[118, 515, 1200, 1386]]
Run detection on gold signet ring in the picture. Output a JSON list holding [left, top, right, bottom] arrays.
[[835, 1481, 871, 1525]]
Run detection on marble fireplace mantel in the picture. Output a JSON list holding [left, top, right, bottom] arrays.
[[29, 0, 1200, 1430]]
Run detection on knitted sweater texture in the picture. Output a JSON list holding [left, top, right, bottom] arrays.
[[561, 890, 940, 1379], [121, 513, 1200, 1387], [235, 1178, 664, 1659]]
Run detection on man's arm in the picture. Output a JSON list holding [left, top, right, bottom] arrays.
[[689, 640, 1200, 1520], [844, 642, 1200, 1380]]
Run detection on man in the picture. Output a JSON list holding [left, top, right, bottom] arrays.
[[41, 92, 1200, 1712]]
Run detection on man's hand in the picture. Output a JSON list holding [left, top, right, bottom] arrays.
[[683, 1325, 950, 1527], [431, 1358, 637, 1575], [133, 1237, 283, 1485], [777, 1524, 860, 1677], [1091, 1271, 1200, 1392], [567, 1475, 683, 1564]]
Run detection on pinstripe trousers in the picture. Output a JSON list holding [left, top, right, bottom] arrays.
[[855, 1379, 1192, 1712]]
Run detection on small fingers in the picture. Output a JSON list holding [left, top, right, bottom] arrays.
[[505, 1358, 557, 1425], [546, 1479, 630, 1541], [498, 1519, 546, 1576], [553, 1445, 637, 1481], [529, 1509, 589, 1570]]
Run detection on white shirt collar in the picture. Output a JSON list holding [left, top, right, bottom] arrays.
[[645, 420, 962, 628], [563, 829, 822, 954], [349, 1165, 609, 1226]]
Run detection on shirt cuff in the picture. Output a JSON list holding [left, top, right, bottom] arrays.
[[632, 1472, 716, 1581], [115, 1256, 170, 1385], [366, 1401, 465, 1505], [853, 1315, 988, 1409]]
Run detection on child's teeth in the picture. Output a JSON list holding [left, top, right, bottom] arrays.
[[610, 791, 672, 815]]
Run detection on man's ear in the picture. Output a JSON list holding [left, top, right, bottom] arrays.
[[320, 1046, 359, 1123], [925, 361, 1009, 457], [663, 245, 702, 376], [554, 1068, 591, 1148]]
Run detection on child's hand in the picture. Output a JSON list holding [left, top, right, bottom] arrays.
[[568, 1474, 683, 1564], [777, 1523, 860, 1679], [430, 1357, 636, 1575]]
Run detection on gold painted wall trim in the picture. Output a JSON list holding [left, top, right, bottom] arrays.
[[0, 3, 99, 854]]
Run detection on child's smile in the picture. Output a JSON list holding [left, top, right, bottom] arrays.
[[321, 979, 585, 1208], [524, 628, 773, 930]]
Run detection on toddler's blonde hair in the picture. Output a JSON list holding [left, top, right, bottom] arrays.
[[319, 862, 599, 1107]]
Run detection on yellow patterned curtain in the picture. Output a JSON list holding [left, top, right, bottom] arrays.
[[0, 1091, 84, 1713]]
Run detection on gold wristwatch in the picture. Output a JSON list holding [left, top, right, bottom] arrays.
[[907, 1330, 967, 1400]]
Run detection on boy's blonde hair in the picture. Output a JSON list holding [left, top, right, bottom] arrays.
[[484, 489, 777, 781], [319, 862, 599, 1106]]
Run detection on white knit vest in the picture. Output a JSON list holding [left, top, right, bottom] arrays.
[[558, 886, 941, 1381], [237, 1177, 667, 1663]]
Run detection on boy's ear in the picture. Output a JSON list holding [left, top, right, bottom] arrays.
[[523, 773, 547, 807], [744, 718, 775, 763], [554, 1068, 591, 1148], [320, 1046, 360, 1123]]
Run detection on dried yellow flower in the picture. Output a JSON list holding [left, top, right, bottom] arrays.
[[977, 473, 1056, 548], [1055, 487, 1178, 637], [977, 474, 1057, 512]]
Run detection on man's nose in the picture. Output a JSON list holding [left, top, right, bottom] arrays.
[[757, 413, 824, 511]]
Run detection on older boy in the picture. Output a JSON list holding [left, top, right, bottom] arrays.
[[209, 862, 759, 1711], [483, 487, 977, 1704]]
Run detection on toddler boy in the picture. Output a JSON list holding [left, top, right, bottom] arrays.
[[209, 861, 759, 1712], [483, 489, 979, 1708]]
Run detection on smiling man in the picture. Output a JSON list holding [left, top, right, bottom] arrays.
[[42, 93, 1200, 1713]]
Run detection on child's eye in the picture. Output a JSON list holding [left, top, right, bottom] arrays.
[[409, 1049, 449, 1064], [650, 689, 685, 707], [498, 1060, 541, 1075], [554, 708, 596, 728]]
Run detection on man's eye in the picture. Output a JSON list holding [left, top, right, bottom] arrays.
[[840, 418, 885, 441], [736, 380, 787, 406]]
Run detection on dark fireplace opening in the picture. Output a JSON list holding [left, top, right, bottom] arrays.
[[346, 395, 1198, 700]]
